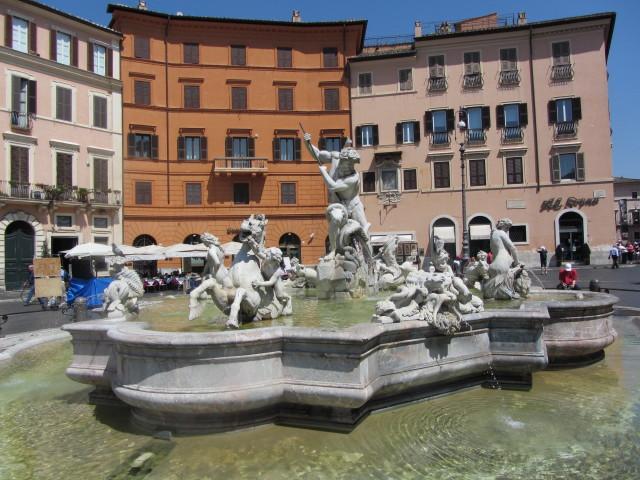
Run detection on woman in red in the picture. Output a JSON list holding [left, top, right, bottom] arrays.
[[557, 263, 579, 290]]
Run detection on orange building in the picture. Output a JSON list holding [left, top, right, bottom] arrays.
[[108, 4, 366, 269]]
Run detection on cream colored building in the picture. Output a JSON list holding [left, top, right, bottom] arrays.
[[349, 12, 616, 267]]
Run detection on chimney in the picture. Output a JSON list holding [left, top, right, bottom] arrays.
[[414, 21, 422, 37], [292, 10, 301, 23], [137, 1, 148, 10], [517, 12, 527, 25]]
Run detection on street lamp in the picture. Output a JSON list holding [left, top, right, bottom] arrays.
[[458, 116, 470, 265]]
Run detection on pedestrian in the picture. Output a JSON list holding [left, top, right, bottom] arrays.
[[537, 245, 548, 274], [581, 243, 591, 266], [608, 244, 620, 269], [555, 244, 564, 267], [557, 263, 580, 290], [626, 242, 634, 264]]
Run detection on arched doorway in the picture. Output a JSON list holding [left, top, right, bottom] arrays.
[[558, 212, 584, 262], [432, 217, 456, 260], [183, 234, 203, 274], [469, 216, 492, 258], [133, 234, 158, 277], [184, 234, 201, 245], [4, 221, 34, 290], [279, 233, 301, 262]]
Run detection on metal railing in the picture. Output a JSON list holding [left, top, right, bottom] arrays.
[[89, 190, 121, 205], [499, 70, 520, 86], [555, 121, 578, 138], [430, 131, 451, 146], [10, 111, 34, 130], [428, 76, 448, 92], [463, 73, 483, 89], [551, 64, 574, 81], [0, 181, 121, 205], [501, 126, 523, 143], [213, 157, 268, 173], [466, 129, 486, 144]]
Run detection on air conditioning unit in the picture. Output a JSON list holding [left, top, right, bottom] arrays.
[[593, 190, 606, 199]]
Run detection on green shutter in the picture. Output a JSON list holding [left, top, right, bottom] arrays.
[[551, 155, 560, 183], [576, 153, 585, 181]]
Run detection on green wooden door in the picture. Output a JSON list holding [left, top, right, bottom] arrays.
[[5, 221, 34, 290]]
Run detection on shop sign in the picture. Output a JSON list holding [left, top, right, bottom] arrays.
[[540, 196, 599, 212]]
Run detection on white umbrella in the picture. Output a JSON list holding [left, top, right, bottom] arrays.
[[64, 242, 113, 259], [221, 241, 242, 256], [128, 244, 166, 260], [162, 243, 208, 258]]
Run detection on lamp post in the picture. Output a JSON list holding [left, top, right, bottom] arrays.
[[458, 116, 470, 264]]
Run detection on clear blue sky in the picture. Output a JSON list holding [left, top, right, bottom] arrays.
[[43, 0, 637, 177]]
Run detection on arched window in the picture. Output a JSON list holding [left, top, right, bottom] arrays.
[[469, 216, 492, 258], [279, 232, 301, 261], [183, 234, 201, 245], [133, 234, 157, 247], [432, 217, 456, 260], [132, 234, 157, 276]]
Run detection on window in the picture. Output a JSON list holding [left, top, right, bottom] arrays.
[[93, 217, 109, 229], [464, 51, 481, 73], [277, 47, 292, 68], [358, 72, 372, 95], [552, 41, 570, 65], [428, 55, 445, 78], [397, 121, 419, 144], [549, 98, 581, 135], [11, 16, 29, 53], [556, 98, 573, 123], [93, 96, 108, 128], [509, 225, 528, 243], [323, 47, 338, 68], [10, 146, 29, 188], [356, 125, 378, 147], [231, 86, 247, 110], [94, 236, 109, 245], [322, 137, 342, 152], [278, 88, 293, 111], [469, 159, 486, 186], [93, 44, 107, 76], [324, 88, 340, 111], [500, 48, 517, 71], [11, 75, 36, 125], [178, 136, 207, 161], [426, 109, 453, 145], [55, 86, 72, 121], [128, 133, 158, 159], [183, 43, 199, 64], [231, 137, 249, 157], [134, 36, 150, 59], [506, 157, 523, 184], [55, 215, 73, 228], [560, 153, 577, 180], [403, 169, 417, 191], [434, 161, 450, 189], [465, 106, 489, 143], [56, 153, 73, 191], [381, 169, 399, 192], [362, 172, 376, 193], [551, 152, 585, 182], [55, 31, 71, 65], [273, 137, 301, 161], [134, 80, 151, 106], [231, 45, 246, 66], [185, 183, 202, 205], [497, 103, 527, 141], [184, 85, 200, 108], [135, 181, 152, 204], [503, 104, 520, 127], [280, 183, 296, 204], [233, 183, 249, 204], [93, 158, 109, 201], [399, 69, 413, 91]]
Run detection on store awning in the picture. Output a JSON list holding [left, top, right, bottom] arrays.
[[433, 226, 455, 243], [470, 224, 492, 240]]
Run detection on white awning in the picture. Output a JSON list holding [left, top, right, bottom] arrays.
[[470, 224, 492, 240], [433, 226, 455, 243]]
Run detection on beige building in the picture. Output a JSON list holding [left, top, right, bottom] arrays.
[[0, 0, 123, 290], [349, 12, 616, 266], [613, 177, 640, 243]]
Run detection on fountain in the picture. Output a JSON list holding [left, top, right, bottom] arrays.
[[60, 136, 618, 435]]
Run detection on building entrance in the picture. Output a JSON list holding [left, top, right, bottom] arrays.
[[279, 233, 301, 262], [469, 216, 492, 258], [4, 221, 34, 290], [559, 212, 585, 262]]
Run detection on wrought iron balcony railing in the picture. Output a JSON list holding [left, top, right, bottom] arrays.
[[465, 129, 486, 144], [551, 64, 574, 82], [554, 121, 578, 138], [428, 76, 447, 92], [499, 70, 521, 86], [501, 126, 524, 143], [463, 73, 483, 89], [430, 131, 451, 146], [0, 181, 121, 206], [213, 157, 268, 173], [10, 111, 34, 130]]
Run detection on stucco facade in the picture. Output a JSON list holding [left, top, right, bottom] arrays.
[[613, 177, 640, 243], [0, 0, 122, 290], [349, 12, 616, 267]]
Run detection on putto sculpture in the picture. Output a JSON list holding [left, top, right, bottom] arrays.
[[189, 215, 292, 328], [103, 244, 144, 319]]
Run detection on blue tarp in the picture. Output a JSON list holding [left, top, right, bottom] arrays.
[[66, 277, 112, 309]]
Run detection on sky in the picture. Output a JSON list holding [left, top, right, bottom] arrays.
[[42, 0, 639, 177]]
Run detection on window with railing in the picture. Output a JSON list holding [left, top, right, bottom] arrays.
[[499, 48, 520, 86], [497, 103, 527, 142], [11, 76, 36, 130], [428, 55, 447, 92], [425, 109, 454, 146], [463, 51, 482, 89], [464, 106, 489, 144], [549, 97, 581, 138], [223, 136, 256, 168], [551, 41, 573, 81]]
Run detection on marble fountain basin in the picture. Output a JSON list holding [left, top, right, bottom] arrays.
[[63, 290, 617, 434]]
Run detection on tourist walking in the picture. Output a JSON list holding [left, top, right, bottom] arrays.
[[557, 263, 580, 290], [537, 246, 548, 274], [608, 244, 620, 269]]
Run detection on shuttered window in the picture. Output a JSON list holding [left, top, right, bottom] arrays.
[[280, 183, 296, 204], [93, 96, 107, 128], [362, 172, 376, 193], [56, 152, 73, 188], [134, 36, 150, 59], [233, 183, 250, 204], [273, 137, 301, 161], [428, 55, 445, 78], [323, 47, 338, 67], [56, 86, 72, 121], [178, 136, 207, 161], [356, 125, 378, 147], [128, 133, 158, 159], [506, 157, 523, 184], [92, 44, 107, 75], [10, 16, 29, 53], [434, 162, 450, 189], [358, 72, 372, 95], [231, 45, 246, 65], [183, 43, 199, 64], [231, 86, 247, 110], [553, 152, 585, 182], [500, 48, 517, 71], [399, 69, 413, 91], [10, 146, 29, 185], [94, 157, 109, 195], [469, 159, 486, 186], [277, 47, 292, 68], [185, 183, 202, 205], [463, 51, 481, 74], [552, 41, 571, 65], [184, 85, 200, 108], [55, 31, 72, 65], [134, 80, 151, 106], [324, 88, 339, 111], [403, 169, 418, 191], [278, 88, 293, 111], [135, 181, 152, 204]]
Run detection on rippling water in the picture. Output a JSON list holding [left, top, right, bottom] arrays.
[[1, 316, 638, 479]]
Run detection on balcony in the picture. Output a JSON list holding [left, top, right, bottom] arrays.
[[89, 190, 122, 206], [428, 76, 447, 92], [466, 129, 486, 145], [0, 181, 121, 207], [499, 70, 520, 87], [213, 157, 268, 174], [10, 111, 34, 131], [554, 121, 578, 138], [463, 73, 483, 89], [430, 131, 451, 147], [551, 64, 574, 82], [501, 126, 524, 143]]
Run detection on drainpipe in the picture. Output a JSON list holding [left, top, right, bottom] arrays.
[[164, 15, 170, 204], [528, 26, 541, 192]]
